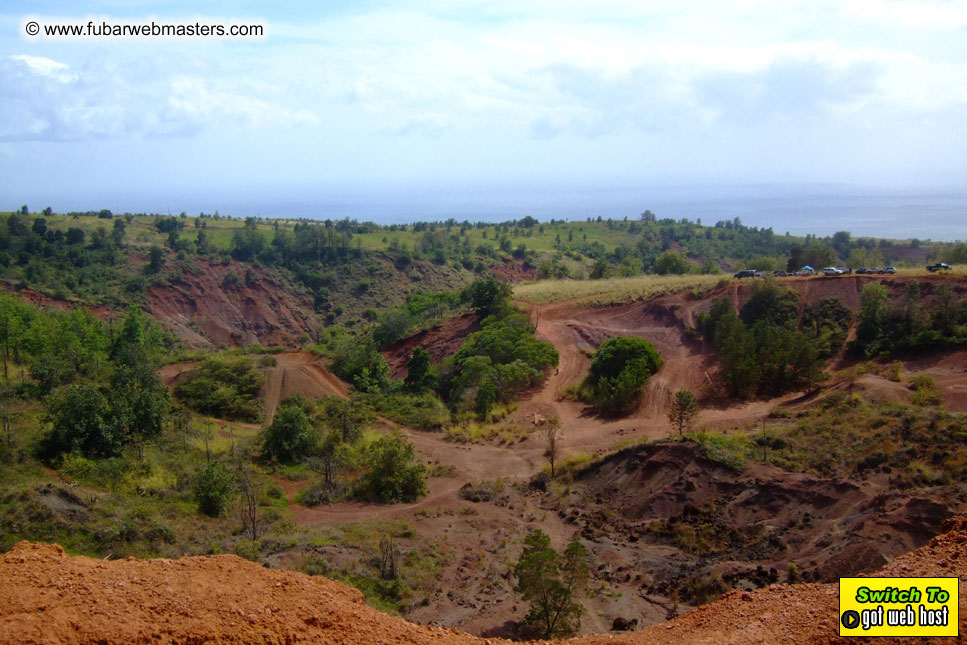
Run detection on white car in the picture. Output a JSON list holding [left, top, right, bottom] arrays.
[[823, 267, 843, 275]]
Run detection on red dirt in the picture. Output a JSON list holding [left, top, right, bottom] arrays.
[[383, 314, 481, 379], [0, 285, 115, 320], [261, 351, 350, 420], [147, 259, 318, 348], [3, 516, 966, 644], [159, 352, 349, 422]]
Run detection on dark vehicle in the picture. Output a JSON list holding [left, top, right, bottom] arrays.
[[869, 267, 883, 274], [772, 270, 788, 277], [927, 263, 952, 272], [734, 269, 757, 278], [855, 267, 869, 274]]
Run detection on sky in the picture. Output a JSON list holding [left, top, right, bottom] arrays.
[[1, 1, 966, 217]]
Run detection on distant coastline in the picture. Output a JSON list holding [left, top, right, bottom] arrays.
[[13, 184, 966, 242]]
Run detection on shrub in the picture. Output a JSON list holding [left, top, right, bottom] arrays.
[[261, 403, 317, 463], [358, 433, 427, 503], [174, 357, 264, 421], [584, 337, 662, 415], [233, 539, 262, 561], [256, 355, 278, 368], [194, 462, 236, 517], [41, 384, 120, 459]]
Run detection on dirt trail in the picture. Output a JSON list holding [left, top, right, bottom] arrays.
[[161, 352, 349, 422], [261, 351, 350, 420], [3, 516, 966, 644]]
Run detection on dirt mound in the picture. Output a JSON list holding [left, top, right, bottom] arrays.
[[567, 441, 967, 583], [147, 259, 318, 348], [160, 352, 349, 421], [0, 541, 475, 645], [262, 352, 350, 419], [4, 517, 967, 644]]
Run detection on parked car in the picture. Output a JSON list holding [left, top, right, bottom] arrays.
[[823, 267, 843, 275], [927, 263, 952, 272], [883, 266, 896, 274], [733, 269, 757, 278], [855, 267, 870, 274], [869, 267, 883, 274], [772, 270, 788, 277]]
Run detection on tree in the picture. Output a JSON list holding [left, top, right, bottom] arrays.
[[856, 282, 888, 355], [668, 389, 699, 435], [236, 464, 265, 540], [461, 277, 511, 315], [146, 245, 164, 274], [42, 383, 119, 458], [652, 251, 693, 275], [261, 403, 316, 463], [542, 421, 560, 478], [360, 432, 426, 503], [585, 336, 662, 415], [194, 462, 236, 517], [404, 346, 436, 392], [318, 395, 369, 443], [513, 529, 589, 639], [740, 280, 799, 329]]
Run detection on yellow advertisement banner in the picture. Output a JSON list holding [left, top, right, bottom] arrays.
[[839, 577, 959, 637]]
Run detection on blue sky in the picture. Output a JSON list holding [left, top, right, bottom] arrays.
[[2, 1, 966, 214]]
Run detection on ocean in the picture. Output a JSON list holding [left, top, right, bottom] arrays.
[[49, 183, 967, 242]]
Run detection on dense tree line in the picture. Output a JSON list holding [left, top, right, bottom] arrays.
[[855, 281, 967, 356], [696, 282, 843, 397]]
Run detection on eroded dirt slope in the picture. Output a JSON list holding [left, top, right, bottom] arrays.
[[3, 517, 966, 644], [147, 259, 318, 348]]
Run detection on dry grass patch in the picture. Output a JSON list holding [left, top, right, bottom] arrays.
[[514, 274, 724, 305]]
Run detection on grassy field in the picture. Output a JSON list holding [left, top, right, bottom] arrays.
[[513, 274, 727, 305]]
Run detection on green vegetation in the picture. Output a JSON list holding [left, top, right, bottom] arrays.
[[855, 281, 967, 357], [686, 384, 965, 482], [193, 462, 236, 517], [359, 433, 427, 503], [581, 336, 662, 415], [261, 402, 317, 463], [668, 389, 699, 435], [697, 282, 831, 397], [173, 357, 265, 421], [440, 309, 558, 419], [513, 528, 590, 639], [514, 274, 723, 305]]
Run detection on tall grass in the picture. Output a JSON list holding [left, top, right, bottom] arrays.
[[514, 274, 725, 305]]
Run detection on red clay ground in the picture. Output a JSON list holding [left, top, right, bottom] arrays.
[[2, 516, 966, 644], [136, 273, 967, 638]]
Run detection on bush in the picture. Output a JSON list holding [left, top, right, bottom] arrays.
[[329, 335, 389, 392], [174, 357, 264, 421], [651, 251, 695, 275], [261, 403, 317, 463], [256, 355, 278, 368], [584, 337, 662, 415], [443, 312, 558, 418], [358, 433, 426, 503], [194, 462, 236, 517], [233, 539, 262, 561], [41, 384, 120, 459]]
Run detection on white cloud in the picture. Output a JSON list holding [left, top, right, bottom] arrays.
[[8, 54, 75, 81]]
